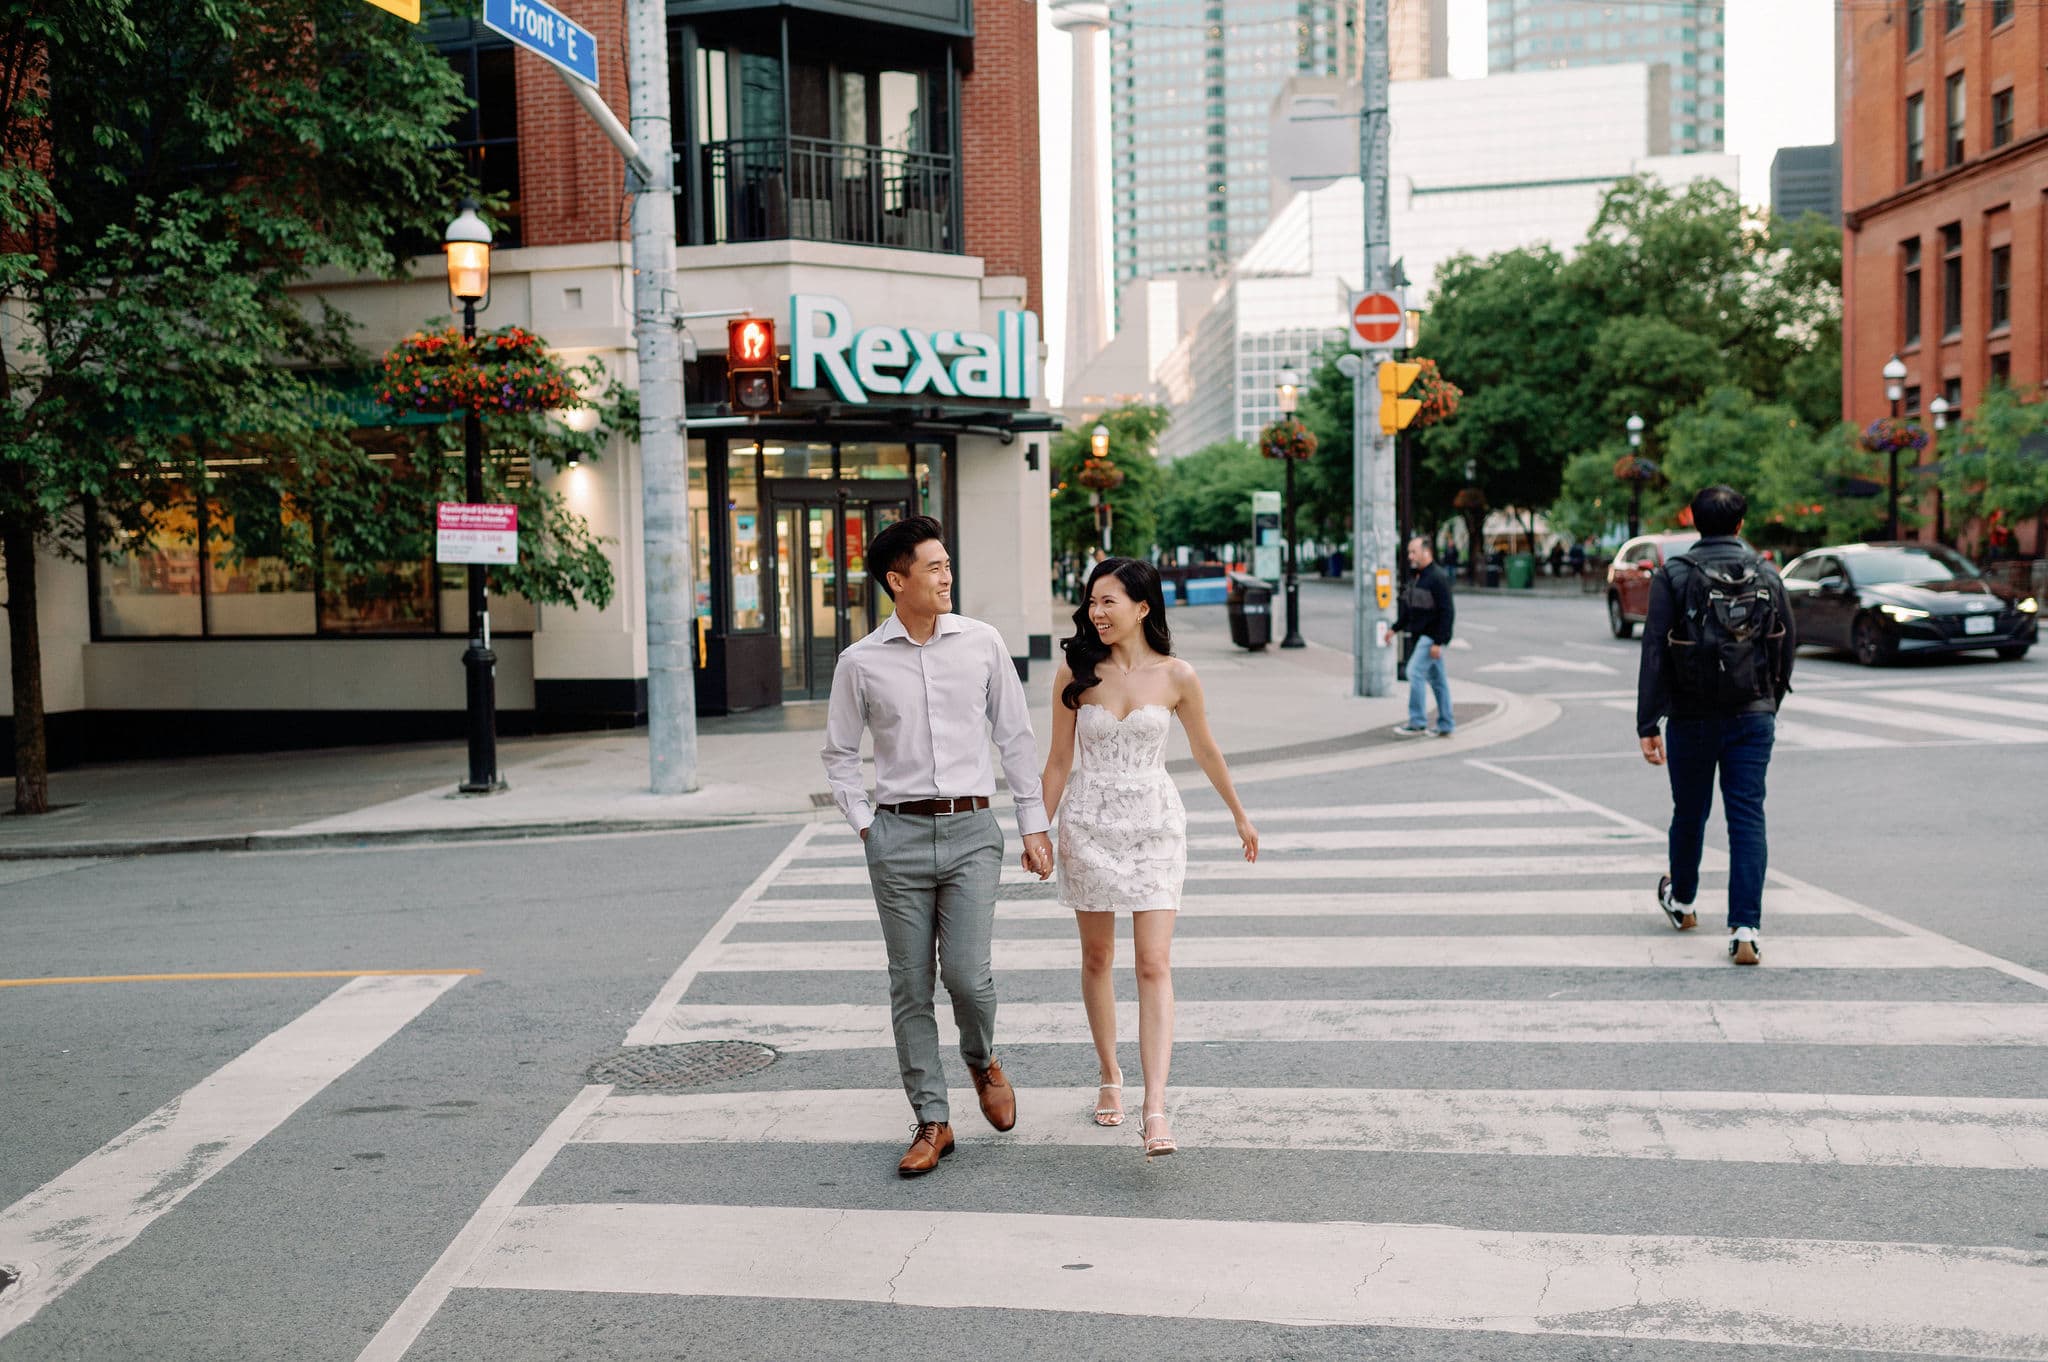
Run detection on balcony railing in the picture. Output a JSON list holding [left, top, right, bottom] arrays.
[[696, 136, 958, 254]]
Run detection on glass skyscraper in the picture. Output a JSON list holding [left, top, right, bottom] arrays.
[[1486, 0, 1726, 153], [1108, 1, 1347, 302]]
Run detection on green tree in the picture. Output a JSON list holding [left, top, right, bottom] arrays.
[[1155, 439, 1280, 555], [1048, 403, 1168, 565], [1295, 340, 1357, 539], [0, 0, 614, 813], [1755, 421, 1897, 547], [1935, 385, 2048, 553]]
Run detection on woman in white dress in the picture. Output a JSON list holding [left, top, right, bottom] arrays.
[[1038, 558, 1258, 1157]]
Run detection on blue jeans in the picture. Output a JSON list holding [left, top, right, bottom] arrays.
[[1407, 635, 1454, 733], [1664, 712, 1775, 930]]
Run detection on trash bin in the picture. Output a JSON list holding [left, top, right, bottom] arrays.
[[1484, 556, 1503, 589], [1505, 553, 1535, 590], [1225, 571, 1273, 651]]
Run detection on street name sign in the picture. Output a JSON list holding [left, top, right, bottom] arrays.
[[483, 0, 599, 87], [437, 504, 519, 565], [1349, 290, 1405, 350]]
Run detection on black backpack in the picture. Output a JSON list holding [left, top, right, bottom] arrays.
[[1664, 552, 1786, 708]]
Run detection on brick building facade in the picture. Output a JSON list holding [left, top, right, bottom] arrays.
[[1842, 0, 2045, 553]]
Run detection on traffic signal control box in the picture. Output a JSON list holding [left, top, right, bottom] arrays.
[[727, 317, 779, 415], [1378, 360, 1421, 434]]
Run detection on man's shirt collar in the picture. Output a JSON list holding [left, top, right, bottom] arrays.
[[875, 611, 964, 646]]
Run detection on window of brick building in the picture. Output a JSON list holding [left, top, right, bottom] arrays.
[[1945, 73, 1966, 167], [1907, 0, 1925, 51], [1989, 244, 2011, 330], [1990, 352, 2011, 386], [1903, 384, 1922, 417], [433, 29, 522, 247], [1945, 0, 1964, 30], [1991, 87, 2013, 148], [1906, 94, 1925, 182], [1941, 222, 1964, 336], [1943, 376, 1963, 419], [1992, 0, 2014, 24], [1903, 239, 1923, 346]]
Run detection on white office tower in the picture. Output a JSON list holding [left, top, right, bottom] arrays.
[[1051, 1, 1110, 385]]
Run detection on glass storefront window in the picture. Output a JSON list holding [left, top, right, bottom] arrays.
[[691, 438, 713, 626], [914, 442, 947, 521], [434, 565, 537, 636], [205, 486, 315, 635], [97, 489, 204, 637], [321, 557, 435, 634], [764, 440, 833, 479], [840, 442, 911, 480], [726, 440, 767, 630]]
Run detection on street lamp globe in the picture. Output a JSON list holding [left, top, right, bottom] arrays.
[[1882, 353, 1907, 403], [1929, 395, 1949, 431], [444, 200, 493, 304], [1625, 412, 1644, 448], [1090, 423, 1109, 460], [1276, 368, 1301, 416]]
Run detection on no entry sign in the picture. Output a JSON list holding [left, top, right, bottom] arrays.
[[1349, 290, 1406, 350], [437, 503, 519, 565]]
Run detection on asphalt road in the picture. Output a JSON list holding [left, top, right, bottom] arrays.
[[4, 587, 2045, 1360]]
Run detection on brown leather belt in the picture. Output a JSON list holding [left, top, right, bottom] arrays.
[[877, 796, 991, 816]]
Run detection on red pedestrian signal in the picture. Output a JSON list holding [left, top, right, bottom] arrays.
[[727, 317, 779, 415]]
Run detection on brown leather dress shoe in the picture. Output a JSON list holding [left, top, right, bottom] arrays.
[[897, 1121, 954, 1177], [970, 1058, 1017, 1131]]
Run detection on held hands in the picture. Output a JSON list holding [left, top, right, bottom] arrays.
[[1020, 831, 1054, 880], [1640, 735, 1665, 767], [1235, 813, 1260, 862]]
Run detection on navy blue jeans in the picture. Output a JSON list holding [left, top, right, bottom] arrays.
[[1664, 712, 1775, 930]]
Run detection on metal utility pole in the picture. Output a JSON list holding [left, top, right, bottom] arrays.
[[1352, 0, 1396, 698], [626, 0, 700, 793], [459, 293, 500, 792]]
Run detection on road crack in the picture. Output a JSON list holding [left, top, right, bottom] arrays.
[[885, 1223, 939, 1304]]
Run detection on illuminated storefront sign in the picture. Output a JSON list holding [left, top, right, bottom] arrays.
[[789, 294, 1040, 405]]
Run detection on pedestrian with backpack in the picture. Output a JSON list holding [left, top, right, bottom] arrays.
[[1635, 486, 1797, 965]]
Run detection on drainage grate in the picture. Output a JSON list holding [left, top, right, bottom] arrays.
[[586, 1041, 779, 1090]]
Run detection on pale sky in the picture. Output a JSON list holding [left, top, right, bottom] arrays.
[[1036, 0, 1839, 402]]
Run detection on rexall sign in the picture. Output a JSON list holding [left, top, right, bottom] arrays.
[[789, 295, 1040, 405]]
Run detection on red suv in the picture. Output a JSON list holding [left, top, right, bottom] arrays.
[[1605, 533, 1699, 638]]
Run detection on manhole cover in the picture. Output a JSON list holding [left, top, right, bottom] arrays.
[[587, 1041, 778, 1090]]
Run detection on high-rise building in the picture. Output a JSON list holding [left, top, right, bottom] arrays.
[[1486, 0, 1726, 153], [1770, 144, 1840, 226]]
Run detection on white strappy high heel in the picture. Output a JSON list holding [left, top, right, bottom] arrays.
[[1092, 1069, 1125, 1127], [1140, 1110, 1176, 1158]]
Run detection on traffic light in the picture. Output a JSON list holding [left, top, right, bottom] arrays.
[[1378, 360, 1421, 434], [727, 317, 779, 415]]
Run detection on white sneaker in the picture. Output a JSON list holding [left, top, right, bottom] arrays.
[[1391, 724, 1430, 737], [1728, 926, 1761, 966]]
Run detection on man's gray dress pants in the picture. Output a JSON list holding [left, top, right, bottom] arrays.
[[864, 807, 1004, 1124]]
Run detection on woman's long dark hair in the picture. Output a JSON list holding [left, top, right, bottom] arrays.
[[1061, 558, 1174, 710]]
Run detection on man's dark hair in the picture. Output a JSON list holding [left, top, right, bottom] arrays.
[[868, 516, 946, 599], [1690, 485, 1747, 537]]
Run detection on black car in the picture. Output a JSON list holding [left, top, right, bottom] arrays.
[[1780, 542, 2038, 666]]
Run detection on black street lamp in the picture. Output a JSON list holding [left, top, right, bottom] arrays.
[[1625, 413, 1645, 537], [445, 200, 501, 793], [1090, 423, 1112, 556], [1275, 368, 1305, 648], [1883, 353, 1907, 540]]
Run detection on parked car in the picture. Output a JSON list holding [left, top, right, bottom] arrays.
[[1780, 542, 2038, 666], [1603, 533, 1700, 638]]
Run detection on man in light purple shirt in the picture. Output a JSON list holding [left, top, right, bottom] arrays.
[[821, 516, 1053, 1177]]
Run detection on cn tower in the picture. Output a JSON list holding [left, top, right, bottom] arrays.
[[1049, 1, 1109, 385]]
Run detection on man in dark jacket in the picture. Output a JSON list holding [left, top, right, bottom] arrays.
[[1636, 485, 1797, 965], [1394, 536, 1456, 737]]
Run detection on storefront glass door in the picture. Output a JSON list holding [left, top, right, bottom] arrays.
[[773, 483, 910, 699]]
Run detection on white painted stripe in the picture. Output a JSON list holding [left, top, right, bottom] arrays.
[[1787, 694, 2048, 743], [1996, 681, 2048, 698], [355, 1084, 611, 1362], [575, 1086, 2048, 1170], [797, 826, 1656, 861], [703, 933, 1955, 974], [773, 854, 1709, 887], [649, 999, 2048, 1049], [623, 823, 818, 1046], [0, 973, 466, 1340], [1873, 686, 2048, 725], [804, 799, 1576, 839], [745, 887, 1834, 924], [463, 1202, 2048, 1356], [1769, 719, 1902, 749]]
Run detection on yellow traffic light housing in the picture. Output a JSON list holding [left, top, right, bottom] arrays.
[[1378, 360, 1421, 434]]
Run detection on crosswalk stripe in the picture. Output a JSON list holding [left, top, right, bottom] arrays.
[[1602, 699, 1901, 750], [1996, 681, 2048, 698], [774, 854, 1708, 887], [796, 826, 1657, 860], [649, 999, 2048, 1049], [1787, 693, 2048, 743], [807, 800, 1579, 840], [1871, 686, 2048, 725], [744, 888, 1834, 924], [1, 973, 467, 1340], [702, 934, 1961, 973], [573, 1086, 2048, 1170], [461, 1202, 2048, 1355]]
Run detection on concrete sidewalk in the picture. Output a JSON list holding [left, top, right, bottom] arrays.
[[0, 604, 1549, 860]]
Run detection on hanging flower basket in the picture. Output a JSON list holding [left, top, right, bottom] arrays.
[[1409, 358, 1463, 429], [379, 325, 586, 416], [1076, 456, 1125, 492], [1861, 418, 1929, 454], [1613, 453, 1663, 483], [1452, 487, 1487, 513], [1260, 417, 1317, 461]]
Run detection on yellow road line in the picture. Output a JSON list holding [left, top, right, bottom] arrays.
[[0, 968, 482, 989]]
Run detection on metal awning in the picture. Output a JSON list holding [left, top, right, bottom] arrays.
[[685, 402, 1061, 443]]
